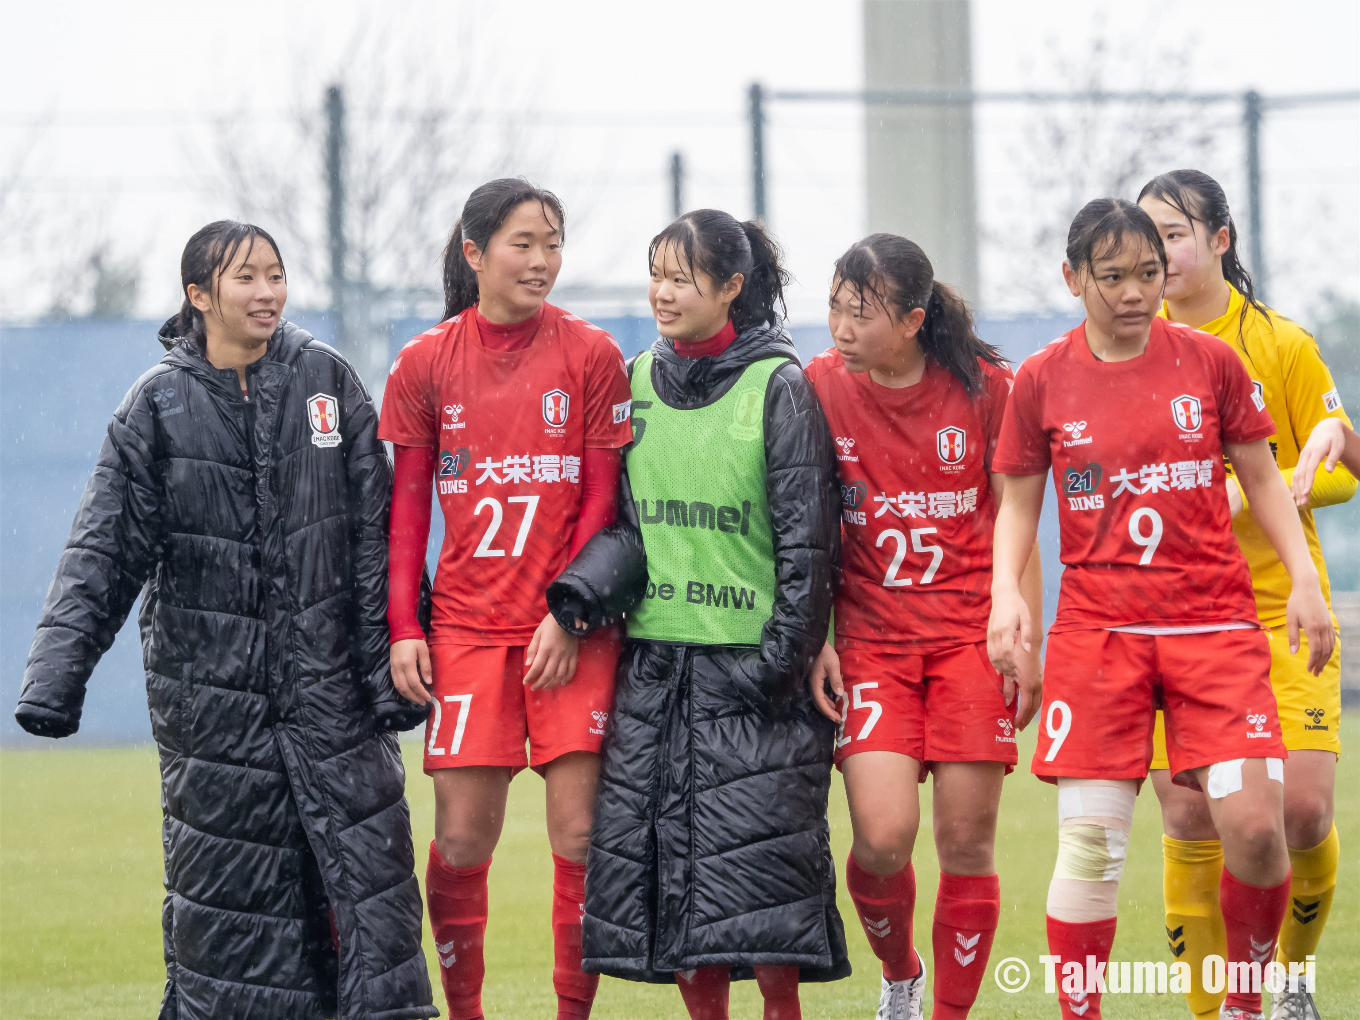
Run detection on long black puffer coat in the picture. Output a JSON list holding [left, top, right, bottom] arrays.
[[15, 319, 436, 1020], [548, 323, 850, 984]]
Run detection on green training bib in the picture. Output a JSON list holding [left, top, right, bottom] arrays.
[[625, 351, 785, 645]]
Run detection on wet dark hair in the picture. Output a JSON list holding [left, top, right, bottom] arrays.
[[831, 233, 1004, 394], [175, 220, 285, 338], [1066, 197, 1167, 279], [441, 178, 566, 320], [1138, 169, 1268, 333], [648, 209, 789, 332]]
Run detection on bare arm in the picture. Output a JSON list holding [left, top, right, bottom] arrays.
[[987, 473, 1047, 683], [1226, 438, 1334, 674]]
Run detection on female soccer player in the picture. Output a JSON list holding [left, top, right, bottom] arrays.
[[988, 198, 1335, 1020], [380, 179, 633, 1020], [546, 209, 849, 1020], [804, 233, 1042, 1020], [1138, 170, 1354, 1020], [17, 222, 435, 1020]]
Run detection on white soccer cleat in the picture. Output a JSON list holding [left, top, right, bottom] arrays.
[[1270, 988, 1322, 1020], [1220, 1007, 1265, 1020], [875, 948, 926, 1020]]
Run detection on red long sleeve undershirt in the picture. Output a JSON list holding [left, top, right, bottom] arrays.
[[386, 443, 621, 643]]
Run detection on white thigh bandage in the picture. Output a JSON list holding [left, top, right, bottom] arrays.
[[1047, 779, 1138, 923], [1206, 757, 1285, 799]]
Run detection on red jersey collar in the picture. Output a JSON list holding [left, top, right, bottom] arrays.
[[673, 319, 737, 358], [475, 304, 545, 352]]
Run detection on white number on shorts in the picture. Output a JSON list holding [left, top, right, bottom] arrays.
[[427, 694, 473, 756], [852, 682, 883, 741], [472, 495, 540, 558], [876, 527, 943, 587], [1128, 507, 1163, 566], [1044, 699, 1072, 762]]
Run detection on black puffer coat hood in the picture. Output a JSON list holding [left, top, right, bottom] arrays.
[[549, 321, 849, 984], [16, 319, 435, 1020]]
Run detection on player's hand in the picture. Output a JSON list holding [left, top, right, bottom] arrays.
[[1291, 418, 1345, 507], [1285, 574, 1336, 676], [1012, 646, 1043, 731], [1225, 476, 1244, 517], [809, 642, 844, 723], [987, 585, 1032, 681], [390, 638, 433, 705], [524, 613, 580, 691]]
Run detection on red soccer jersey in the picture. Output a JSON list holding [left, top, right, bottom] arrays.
[[805, 350, 1013, 653], [379, 303, 633, 644], [991, 317, 1275, 633]]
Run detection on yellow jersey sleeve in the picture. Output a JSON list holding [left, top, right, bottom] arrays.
[[1275, 320, 1357, 505]]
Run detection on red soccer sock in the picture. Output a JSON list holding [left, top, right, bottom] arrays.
[[426, 843, 490, 1020], [1220, 867, 1290, 1012], [846, 853, 919, 982], [676, 966, 730, 1020], [931, 872, 1000, 1020], [552, 854, 598, 1020], [1046, 915, 1116, 1020], [754, 965, 801, 1020]]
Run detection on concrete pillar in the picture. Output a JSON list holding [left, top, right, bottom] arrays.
[[864, 0, 979, 302]]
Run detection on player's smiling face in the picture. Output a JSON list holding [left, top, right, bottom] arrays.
[[465, 199, 562, 323], [1138, 194, 1229, 304], [1065, 232, 1165, 352], [827, 276, 926, 382], [188, 236, 287, 349], [648, 239, 742, 342]]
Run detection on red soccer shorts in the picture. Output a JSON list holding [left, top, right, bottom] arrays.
[[833, 641, 1018, 777], [1033, 628, 1285, 787], [423, 630, 620, 774]]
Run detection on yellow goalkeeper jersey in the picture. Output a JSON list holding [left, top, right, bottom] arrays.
[[1164, 284, 1355, 627]]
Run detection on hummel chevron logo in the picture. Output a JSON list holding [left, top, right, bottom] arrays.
[[864, 916, 892, 938], [1293, 897, 1320, 924], [1250, 936, 1275, 964], [954, 931, 980, 965], [1166, 924, 1186, 957], [435, 939, 457, 968]]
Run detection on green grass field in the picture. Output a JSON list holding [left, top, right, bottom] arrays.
[[3, 718, 1358, 1019]]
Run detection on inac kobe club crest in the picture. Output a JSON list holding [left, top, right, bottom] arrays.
[[542, 388, 570, 427], [937, 426, 966, 465], [307, 393, 343, 448], [1172, 394, 1202, 432]]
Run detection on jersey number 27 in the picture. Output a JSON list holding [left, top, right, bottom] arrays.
[[473, 496, 539, 558]]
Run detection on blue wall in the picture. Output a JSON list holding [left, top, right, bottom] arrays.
[[2, 312, 1076, 745]]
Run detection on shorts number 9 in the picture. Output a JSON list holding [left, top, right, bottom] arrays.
[[1043, 699, 1072, 762]]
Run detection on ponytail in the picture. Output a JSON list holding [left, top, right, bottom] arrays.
[[648, 209, 789, 332], [831, 233, 1003, 394], [732, 220, 790, 331], [440, 218, 480, 321], [440, 178, 566, 321], [176, 220, 285, 340], [1138, 169, 1268, 335]]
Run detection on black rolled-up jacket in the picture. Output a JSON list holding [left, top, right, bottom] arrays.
[[15, 319, 436, 1020], [547, 322, 850, 983]]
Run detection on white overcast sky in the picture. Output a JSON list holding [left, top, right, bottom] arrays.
[[1, 0, 1357, 325]]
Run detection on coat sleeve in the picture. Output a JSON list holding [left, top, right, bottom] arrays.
[[739, 360, 841, 710], [546, 459, 648, 636], [339, 364, 430, 732], [15, 382, 164, 738]]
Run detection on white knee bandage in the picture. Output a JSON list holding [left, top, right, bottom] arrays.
[[1047, 779, 1138, 923]]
